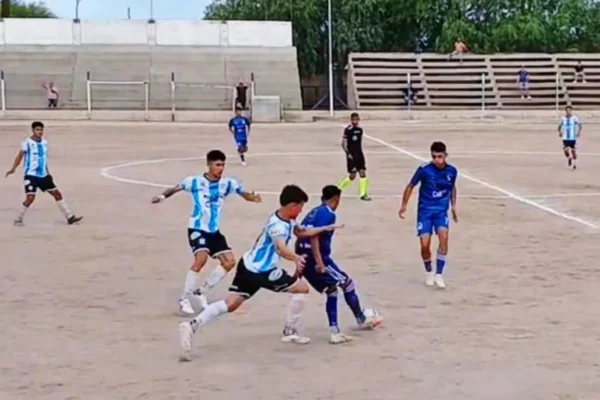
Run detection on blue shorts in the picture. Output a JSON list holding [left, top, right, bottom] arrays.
[[235, 136, 248, 150], [417, 210, 449, 236], [301, 256, 349, 293]]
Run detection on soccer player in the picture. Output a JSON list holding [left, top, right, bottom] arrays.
[[398, 141, 458, 289], [558, 105, 582, 170], [151, 149, 261, 316], [5, 121, 82, 226], [178, 185, 342, 361], [296, 185, 383, 344], [337, 113, 371, 201], [228, 106, 251, 166]]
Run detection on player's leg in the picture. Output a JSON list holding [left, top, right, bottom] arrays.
[[179, 229, 212, 314], [562, 141, 572, 167], [354, 152, 371, 200], [237, 140, 247, 165], [194, 235, 236, 307], [338, 157, 357, 190], [281, 277, 311, 344], [571, 143, 577, 169], [45, 177, 82, 224], [432, 213, 451, 289], [16, 176, 38, 225], [417, 215, 435, 286]]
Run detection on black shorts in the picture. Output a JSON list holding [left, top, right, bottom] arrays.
[[187, 229, 231, 257], [563, 140, 576, 149], [346, 151, 366, 173], [24, 175, 57, 194], [229, 258, 298, 299]]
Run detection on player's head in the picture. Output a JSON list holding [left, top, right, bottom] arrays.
[[565, 105, 573, 117], [350, 112, 360, 126], [206, 149, 226, 178], [430, 141, 447, 167], [31, 121, 44, 139], [321, 185, 341, 210], [279, 184, 309, 219], [235, 105, 242, 116]]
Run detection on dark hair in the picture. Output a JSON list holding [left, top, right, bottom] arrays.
[[279, 184, 308, 206], [235, 105, 243, 111], [430, 141, 446, 153], [207, 150, 226, 162], [350, 112, 359, 119], [31, 121, 44, 129], [321, 185, 341, 201], [566, 105, 573, 111]]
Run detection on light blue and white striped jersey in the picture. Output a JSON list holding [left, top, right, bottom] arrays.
[[21, 138, 49, 178], [559, 115, 582, 141], [243, 212, 296, 273], [180, 175, 243, 232]]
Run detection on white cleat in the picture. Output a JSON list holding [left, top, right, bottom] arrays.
[[195, 293, 209, 310], [241, 161, 247, 166], [434, 274, 446, 289], [425, 271, 435, 287], [178, 298, 195, 315], [281, 327, 311, 345], [358, 314, 384, 330], [178, 321, 194, 362], [329, 332, 353, 345]]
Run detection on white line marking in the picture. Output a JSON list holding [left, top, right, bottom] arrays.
[[364, 134, 599, 229]]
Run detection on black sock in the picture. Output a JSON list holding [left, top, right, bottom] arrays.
[[240, 154, 245, 162]]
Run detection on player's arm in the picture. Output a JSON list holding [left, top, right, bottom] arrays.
[[5, 149, 25, 177], [451, 182, 458, 223], [239, 191, 261, 202], [341, 128, 350, 156], [294, 223, 343, 239], [577, 118, 583, 137], [399, 166, 423, 219], [228, 178, 261, 202], [245, 117, 251, 135], [557, 120, 563, 137], [308, 211, 335, 273], [268, 225, 306, 273], [228, 119, 235, 134], [151, 184, 182, 203]]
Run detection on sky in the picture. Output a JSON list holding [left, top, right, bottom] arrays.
[[43, 0, 213, 20]]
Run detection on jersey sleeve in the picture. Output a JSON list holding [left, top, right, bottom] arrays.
[[179, 176, 195, 192], [409, 165, 425, 186], [225, 177, 244, 197], [228, 118, 234, 129], [20, 141, 28, 153], [244, 117, 251, 128], [267, 221, 288, 240], [312, 208, 335, 228]]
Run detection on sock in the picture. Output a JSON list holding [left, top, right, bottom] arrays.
[[338, 176, 353, 190], [56, 199, 73, 219], [359, 177, 369, 197], [182, 270, 199, 298], [16, 204, 29, 221], [285, 293, 305, 331], [200, 265, 228, 292], [436, 253, 447, 275], [343, 280, 365, 323], [240, 153, 245, 162], [325, 292, 340, 334], [190, 300, 228, 332], [423, 259, 432, 273]]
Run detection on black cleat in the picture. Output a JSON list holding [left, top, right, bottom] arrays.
[[568, 158, 572, 167], [360, 195, 372, 201], [67, 215, 83, 225]]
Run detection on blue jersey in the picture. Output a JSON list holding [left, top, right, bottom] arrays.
[[296, 204, 336, 258], [518, 69, 529, 83], [228, 116, 251, 140], [410, 162, 458, 214], [559, 115, 581, 141], [21, 138, 49, 178]]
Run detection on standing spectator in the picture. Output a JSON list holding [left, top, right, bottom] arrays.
[[517, 65, 531, 99], [235, 80, 248, 110], [42, 82, 59, 108], [402, 82, 419, 106], [573, 61, 586, 83], [448, 39, 469, 63]]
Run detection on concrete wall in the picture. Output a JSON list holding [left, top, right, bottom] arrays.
[[0, 19, 293, 47]]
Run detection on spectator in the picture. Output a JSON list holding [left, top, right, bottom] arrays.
[[235, 80, 248, 110], [42, 82, 59, 108], [517, 65, 531, 99], [402, 82, 419, 106], [448, 39, 469, 63], [573, 61, 586, 83]]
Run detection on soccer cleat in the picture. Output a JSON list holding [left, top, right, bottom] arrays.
[[178, 298, 195, 315], [178, 321, 194, 362], [357, 314, 384, 330], [360, 195, 372, 201], [425, 271, 435, 287], [67, 215, 83, 225], [13, 218, 24, 227], [329, 332, 353, 345], [568, 158, 572, 167], [281, 326, 311, 344], [241, 161, 247, 167], [434, 274, 446, 289]]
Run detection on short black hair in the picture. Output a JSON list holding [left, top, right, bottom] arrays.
[[279, 184, 308, 206], [566, 105, 573, 110], [31, 121, 44, 130], [430, 141, 446, 153], [321, 185, 341, 201], [207, 149, 226, 162], [350, 112, 359, 119]]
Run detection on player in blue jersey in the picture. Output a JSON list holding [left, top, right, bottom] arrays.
[[151, 149, 262, 316], [5, 121, 82, 226], [228, 106, 251, 166], [558, 105, 582, 170], [296, 185, 383, 344], [178, 185, 343, 361], [399, 141, 458, 289]]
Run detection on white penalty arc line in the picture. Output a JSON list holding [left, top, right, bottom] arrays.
[[364, 134, 599, 230]]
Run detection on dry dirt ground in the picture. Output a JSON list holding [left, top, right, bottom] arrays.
[[1, 120, 599, 400]]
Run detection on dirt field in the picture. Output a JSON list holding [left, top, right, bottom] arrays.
[[1, 119, 599, 400]]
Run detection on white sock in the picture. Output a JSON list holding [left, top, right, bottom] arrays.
[[182, 270, 199, 298], [285, 294, 305, 330], [56, 200, 73, 219], [16, 204, 28, 221], [200, 265, 228, 292], [190, 300, 228, 332]]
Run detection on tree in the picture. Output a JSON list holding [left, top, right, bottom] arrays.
[[1, 0, 56, 18]]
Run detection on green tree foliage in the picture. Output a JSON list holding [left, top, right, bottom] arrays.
[[1, 1, 56, 18], [205, 0, 600, 76]]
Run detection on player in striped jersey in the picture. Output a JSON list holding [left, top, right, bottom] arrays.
[[178, 185, 343, 361], [558, 106, 582, 169], [151, 149, 262, 316], [5, 121, 82, 226]]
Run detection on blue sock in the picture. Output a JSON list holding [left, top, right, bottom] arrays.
[[423, 259, 432, 272], [343, 280, 365, 323], [326, 292, 339, 333], [436, 253, 447, 274]]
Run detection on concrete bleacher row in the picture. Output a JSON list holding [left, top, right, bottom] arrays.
[[348, 53, 600, 109], [0, 45, 302, 110]]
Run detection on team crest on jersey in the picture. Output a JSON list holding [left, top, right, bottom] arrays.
[[268, 268, 283, 281]]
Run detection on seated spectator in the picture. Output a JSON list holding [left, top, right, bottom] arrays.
[[574, 61, 586, 83], [517, 66, 531, 99], [448, 39, 469, 63], [402, 83, 419, 106], [43, 81, 59, 108], [235, 80, 248, 110]]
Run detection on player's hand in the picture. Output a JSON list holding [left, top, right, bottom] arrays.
[[316, 263, 326, 274], [247, 191, 262, 203], [326, 224, 344, 231], [398, 205, 407, 219], [5, 169, 15, 178], [295, 254, 306, 273], [151, 195, 165, 204], [451, 207, 458, 222]]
